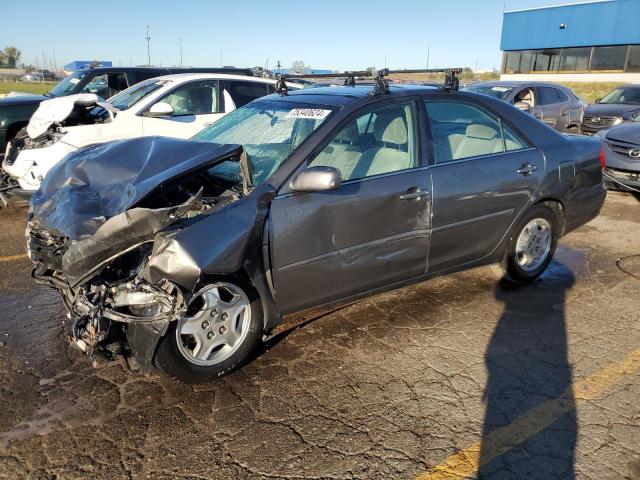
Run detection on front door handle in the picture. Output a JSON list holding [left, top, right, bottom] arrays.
[[517, 163, 538, 176], [400, 187, 428, 202]]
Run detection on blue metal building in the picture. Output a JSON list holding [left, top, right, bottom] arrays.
[[63, 60, 113, 72], [500, 0, 640, 80]]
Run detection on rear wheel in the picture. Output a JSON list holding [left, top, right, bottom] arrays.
[[154, 280, 262, 383], [495, 205, 559, 285]]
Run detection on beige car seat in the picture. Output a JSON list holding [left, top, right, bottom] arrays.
[[351, 111, 412, 178], [448, 124, 503, 159], [311, 122, 363, 180], [517, 89, 535, 108]]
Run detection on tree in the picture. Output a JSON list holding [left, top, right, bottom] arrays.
[[4, 46, 22, 67], [0, 50, 6, 65]]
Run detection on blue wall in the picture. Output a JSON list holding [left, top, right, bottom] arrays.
[[63, 61, 113, 71], [501, 0, 640, 51]]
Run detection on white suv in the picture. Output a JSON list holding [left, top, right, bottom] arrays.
[[3, 73, 300, 193]]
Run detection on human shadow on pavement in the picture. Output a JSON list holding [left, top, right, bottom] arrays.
[[478, 264, 576, 479]]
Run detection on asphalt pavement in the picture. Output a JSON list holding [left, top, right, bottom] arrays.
[[0, 192, 638, 480]]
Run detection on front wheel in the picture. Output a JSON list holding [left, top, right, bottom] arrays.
[[496, 205, 559, 285], [154, 280, 262, 383]]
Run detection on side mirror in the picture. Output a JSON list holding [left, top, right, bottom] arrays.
[[290, 166, 342, 193], [144, 102, 174, 117], [514, 101, 531, 112], [595, 98, 602, 103]]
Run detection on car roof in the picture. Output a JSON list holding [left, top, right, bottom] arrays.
[[250, 84, 445, 108], [150, 72, 299, 84], [466, 80, 569, 89]]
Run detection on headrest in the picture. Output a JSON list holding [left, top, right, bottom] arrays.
[[374, 112, 408, 144], [466, 124, 498, 140], [335, 122, 359, 143]]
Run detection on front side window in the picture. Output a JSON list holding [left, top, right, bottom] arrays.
[[193, 99, 334, 185], [309, 102, 417, 181], [159, 80, 219, 116], [424, 100, 528, 163]]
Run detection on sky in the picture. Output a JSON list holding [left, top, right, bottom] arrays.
[[1, 0, 598, 72]]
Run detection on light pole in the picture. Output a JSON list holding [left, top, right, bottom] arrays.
[[384, 54, 388, 69], [179, 38, 183, 67], [219, 52, 223, 67], [145, 24, 151, 66], [426, 43, 431, 69]]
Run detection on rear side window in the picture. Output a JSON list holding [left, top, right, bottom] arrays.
[[424, 100, 528, 163], [539, 87, 563, 105], [227, 81, 269, 108]]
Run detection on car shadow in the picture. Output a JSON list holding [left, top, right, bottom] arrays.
[[477, 264, 577, 479]]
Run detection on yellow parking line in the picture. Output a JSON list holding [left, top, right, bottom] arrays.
[[0, 254, 27, 263], [415, 348, 640, 480]]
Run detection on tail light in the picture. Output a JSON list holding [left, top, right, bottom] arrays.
[[600, 145, 606, 170]]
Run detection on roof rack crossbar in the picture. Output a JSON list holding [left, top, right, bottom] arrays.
[[274, 67, 463, 96]]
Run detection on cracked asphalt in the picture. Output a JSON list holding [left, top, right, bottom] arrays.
[[0, 192, 639, 480]]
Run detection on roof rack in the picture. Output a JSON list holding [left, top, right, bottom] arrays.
[[274, 68, 463, 96]]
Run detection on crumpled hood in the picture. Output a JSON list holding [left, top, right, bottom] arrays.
[[30, 136, 243, 240], [26, 93, 100, 139], [585, 103, 640, 118], [604, 123, 640, 145]]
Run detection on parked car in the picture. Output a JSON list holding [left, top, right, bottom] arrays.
[[0, 66, 254, 156], [3, 73, 301, 194], [582, 85, 640, 135], [28, 82, 606, 383], [462, 81, 585, 133], [595, 121, 640, 192]]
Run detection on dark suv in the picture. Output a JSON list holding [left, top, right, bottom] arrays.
[[581, 85, 640, 135], [462, 81, 585, 133], [0, 66, 253, 155]]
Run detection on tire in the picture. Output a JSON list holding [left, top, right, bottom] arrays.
[[154, 279, 262, 383], [495, 205, 559, 285]]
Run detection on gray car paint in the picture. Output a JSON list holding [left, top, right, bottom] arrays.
[[463, 81, 584, 133], [28, 85, 607, 372], [599, 122, 640, 190]]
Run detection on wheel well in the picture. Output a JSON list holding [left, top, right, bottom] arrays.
[[536, 198, 566, 235]]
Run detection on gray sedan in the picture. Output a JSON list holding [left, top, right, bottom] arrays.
[[28, 82, 606, 383], [463, 81, 585, 133]]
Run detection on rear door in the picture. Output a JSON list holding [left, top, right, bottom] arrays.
[[269, 99, 432, 314], [141, 80, 224, 138], [537, 86, 563, 130], [423, 96, 544, 272]]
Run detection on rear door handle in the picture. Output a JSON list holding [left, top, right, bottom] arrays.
[[517, 163, 538, 176], [400, 187, 428, 201]]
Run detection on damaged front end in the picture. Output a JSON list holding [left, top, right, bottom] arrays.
[[28, 136, 276, 373]]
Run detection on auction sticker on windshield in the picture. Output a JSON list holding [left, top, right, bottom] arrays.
[[286, 108, 332, 120]]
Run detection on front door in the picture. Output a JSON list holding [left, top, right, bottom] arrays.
[[141, 80, 224, 138], [423, 98, 544, 272], [269, 100, 432, 314]]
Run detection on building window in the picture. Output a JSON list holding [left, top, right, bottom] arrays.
[[519, 51, 535, 74], [559, 47, 591, 71], [533, 49, 561, 72], [504, 52, 521, 74], [626, 46, 640, 72], [591, 46, 628, 71]]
